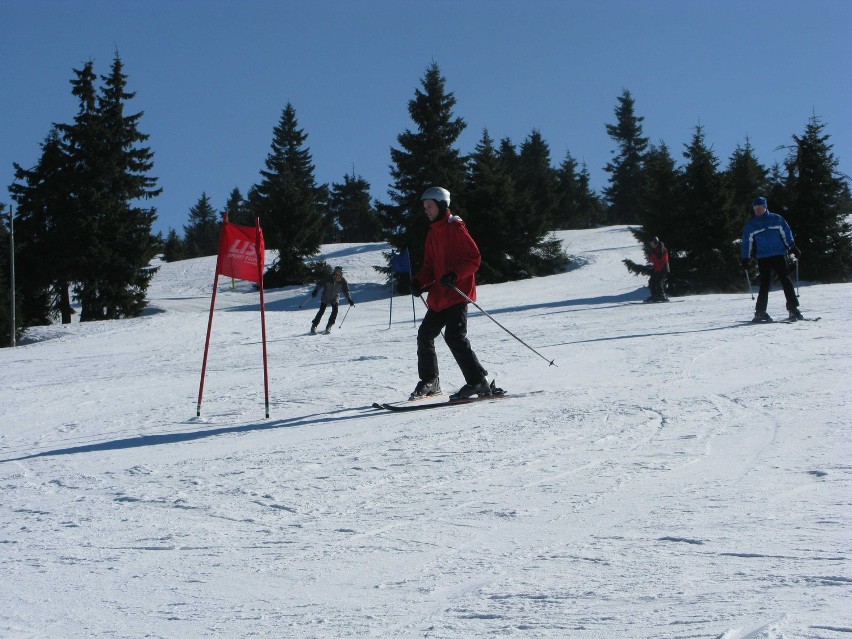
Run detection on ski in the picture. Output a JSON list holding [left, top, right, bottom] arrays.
[[372, 389, 507, 412], [781, 316, 822, 323], [375, 393, 446, 408]]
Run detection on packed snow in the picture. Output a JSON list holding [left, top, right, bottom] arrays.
[[1, 226, 849, 638]]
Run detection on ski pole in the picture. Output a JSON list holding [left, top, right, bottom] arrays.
[[338, 304, 352, 328], [744, 269, 754, 300], [298, 291, 315, 309], [451, 285, 556, 367], [794, 257, 800, 297]]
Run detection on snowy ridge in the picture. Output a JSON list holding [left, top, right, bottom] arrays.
[[1, 226, 850, 638]]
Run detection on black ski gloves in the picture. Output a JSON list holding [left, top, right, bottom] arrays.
[[410, 279, 424, 297], [741, 258, 750, 270], [789, 246, 802, 258], [311, 289, 318, 298], [440, 272, 457, 288]]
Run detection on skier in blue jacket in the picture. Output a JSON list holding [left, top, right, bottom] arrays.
[[741, 196, 802, 322]]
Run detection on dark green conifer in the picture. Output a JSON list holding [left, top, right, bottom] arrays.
[[247, 103, 326, 286], [183, 192, 221, 258], [782, 116, 852, 282], [375, 62, 467, 280], [603, 89, 649, 224], [329, 173, 379, 243]]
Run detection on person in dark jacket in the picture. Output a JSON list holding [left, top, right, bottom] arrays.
[[741, 196, 802, 322], [409, 187, 492, 401], [310, 266, 354, 334], [645, 237, 670, 303]]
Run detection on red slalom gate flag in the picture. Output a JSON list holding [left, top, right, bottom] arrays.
[[198, 217, 270, 418], [217, 222, 265, 283]]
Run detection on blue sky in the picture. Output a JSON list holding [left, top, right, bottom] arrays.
[[2, 0, 849, 237]]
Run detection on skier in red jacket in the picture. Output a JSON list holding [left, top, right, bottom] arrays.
[[645, 237, 670, 303], [409, 187, 492, 401]]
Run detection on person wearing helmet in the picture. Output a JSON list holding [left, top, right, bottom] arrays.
[[409, 186, 492, 401], [309, 266, 354, 334]]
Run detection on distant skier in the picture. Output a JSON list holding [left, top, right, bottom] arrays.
[[310, 266, 354, 334], [644, 237, 669, 303], [409, 186, 494, 401], [741, 196, 802, 322]]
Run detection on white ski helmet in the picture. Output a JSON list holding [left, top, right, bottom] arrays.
[[421, 186, 451, 209]]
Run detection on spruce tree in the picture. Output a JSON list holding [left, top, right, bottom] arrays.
[[724, 138, 768, 219], [224, 187, 252, 226], [603, 89, 649, 224], [162, 229, 186, 262], [623, 142, 681, 290], [677, 126, 740, 292], [247, 103, 326, 286], [374, 62, 467, 279], [0, 205, 16, 345], [329, 173, 379, 243], [509, 130, 566, 277], [56, 55, 160, 321], [515, 130, 558, 229], [463, 129, 518, 282], [10, 128, 72, 324], [183, 192, 221, 258], [783, 115, 852, 282], [555, 152, 604, 229]]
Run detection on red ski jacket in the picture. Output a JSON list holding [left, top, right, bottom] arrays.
[[649, 244, 669, 273], [413, 212, 481, 312]]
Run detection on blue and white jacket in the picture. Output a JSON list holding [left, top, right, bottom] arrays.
[[741, 211, 795, 259]]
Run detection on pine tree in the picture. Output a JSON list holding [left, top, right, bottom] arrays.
[[183, 192, 221, 258], [224, 187, 252, 226], [247, 103, 326, 286], [677, 125, 740, 292], [0, 204, 17, 346], [463, 129, 518, 282], [10, 128, 72, 324], [724, 138, 768, 220], [375, 62, 467, 280], [783, 115, 852, 282], [56, 55, 161, 321], [508, 130, 566, 277], [515, 129, 558, 229], [623, 142, 681, 290], [329, 173, 379, 243], [555, 152, 604, 229], [603, 89, 649, 224], [162, 229, 186, 262]]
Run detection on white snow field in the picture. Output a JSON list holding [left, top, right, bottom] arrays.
[[1, 226, 849, 638]]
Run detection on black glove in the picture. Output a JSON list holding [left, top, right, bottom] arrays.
[[410, 280, 423, 297], [439, 272, 457, 289], [790, 246, 802, 259], [349, 300, 355, 307], [311, 289, 317, 298], [741, 258, 749, 270]]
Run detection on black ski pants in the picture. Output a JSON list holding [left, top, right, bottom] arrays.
[[312, 302, 339, 329], [649, 271, 667, 298], [756, 255, 798, 313], [417, 303, 487, 385]]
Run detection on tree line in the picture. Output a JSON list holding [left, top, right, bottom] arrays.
[[2, 58, 850, 345]]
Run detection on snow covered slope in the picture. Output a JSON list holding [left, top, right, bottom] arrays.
[[1, 226, 849, 638]]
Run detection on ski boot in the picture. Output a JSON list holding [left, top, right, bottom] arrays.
[[751, 311, 772, 323], [450, 378, 493, 401], [410, 378, 441, 400]]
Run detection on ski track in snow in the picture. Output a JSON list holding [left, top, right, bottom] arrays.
[[1, 227, 850, 638]]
